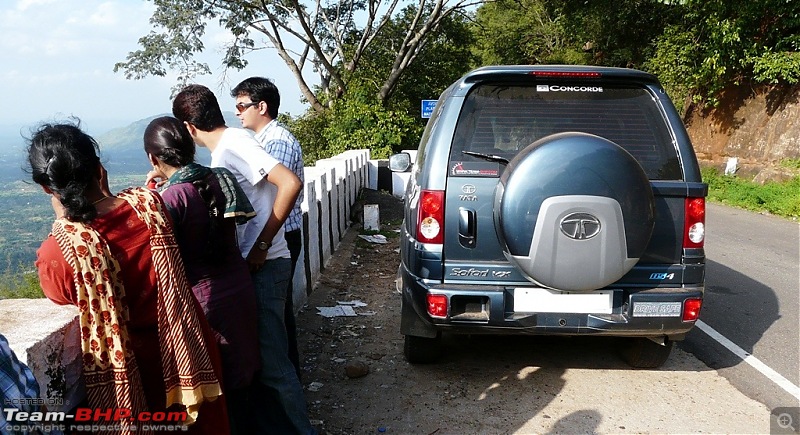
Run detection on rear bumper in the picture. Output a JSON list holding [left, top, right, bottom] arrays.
[[399, 264, 703, 339]]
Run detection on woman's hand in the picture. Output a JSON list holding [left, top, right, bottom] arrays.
[[145, 169, 167, 190]]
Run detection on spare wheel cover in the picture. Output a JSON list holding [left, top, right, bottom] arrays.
[[495, 132, 654, 291]]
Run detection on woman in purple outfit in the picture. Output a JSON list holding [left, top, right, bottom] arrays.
[[144, 116, 259, 434]]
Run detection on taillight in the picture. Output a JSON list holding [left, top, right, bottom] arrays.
[[683, 298, 702, 322], [427, 293, 448, 318], [684, 197, 705, 248], [418, 190, 444, 244]]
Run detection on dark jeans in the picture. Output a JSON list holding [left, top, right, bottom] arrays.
[[250, 258, 314, 434], [285, 228, 302, 380]]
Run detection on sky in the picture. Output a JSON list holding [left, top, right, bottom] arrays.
[[0, 0, 311, 137]]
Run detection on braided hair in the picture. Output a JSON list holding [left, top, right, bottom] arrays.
[[27, 121, 102, 223]]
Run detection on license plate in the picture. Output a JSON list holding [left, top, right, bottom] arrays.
[[632, 302, 682, 317], [514, 288, 613, 314]]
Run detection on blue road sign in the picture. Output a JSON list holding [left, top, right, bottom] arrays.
[[421, 100, 437, 118]]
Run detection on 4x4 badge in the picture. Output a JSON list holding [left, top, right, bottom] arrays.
[[560, 213, 601, 240]]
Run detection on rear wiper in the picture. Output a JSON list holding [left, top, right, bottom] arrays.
[[462, 150, 509, 165]]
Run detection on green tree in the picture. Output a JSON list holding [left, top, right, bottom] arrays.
[[350, 4, 477, 106], [471, 0, 585, 65], [544, 0, 681, 68], [115, 0, 483, 112], [646, 0, 800, 109], [286, 6, 476, 160], [471, 0, 799, 112]]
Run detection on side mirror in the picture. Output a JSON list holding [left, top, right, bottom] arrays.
[[389, 152, 412, 172]]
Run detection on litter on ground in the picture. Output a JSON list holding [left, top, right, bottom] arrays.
[[337, 300, 367, 307], [317, 305, 358, 317], [358, 234, 388, 244]]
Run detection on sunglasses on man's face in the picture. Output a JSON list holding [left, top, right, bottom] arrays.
[[235, 101, 259, 113]]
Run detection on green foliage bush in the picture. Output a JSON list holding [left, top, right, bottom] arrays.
[[472, 0, 586, 65], [780, 158, 800, 170], [282, 112, 332, 166], [702, 167, 800, 218], [469, 0, 799, 113], [285, 97, 424, 163], [322, 98, 422, 159], [751, 51, 800, 85], [644, 26, 702, 113], [644, 0, 800, 110]]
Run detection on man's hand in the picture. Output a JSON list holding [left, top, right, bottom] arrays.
[[246, 246, 269, 273]]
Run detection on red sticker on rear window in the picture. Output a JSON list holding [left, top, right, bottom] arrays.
[[451, 162, 499, 177]]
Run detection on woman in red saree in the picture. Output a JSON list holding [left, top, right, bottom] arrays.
[[30, 121, 229, 435]]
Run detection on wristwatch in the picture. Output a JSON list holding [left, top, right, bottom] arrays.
[[257, 240, 272, 251]]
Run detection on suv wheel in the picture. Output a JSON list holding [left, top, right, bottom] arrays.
[[403, 333, 442, 364], [620, 337, 674, 369]]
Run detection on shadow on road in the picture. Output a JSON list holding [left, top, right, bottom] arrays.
[[438, 334, 674, 370], [387, 333, 723, 433], [679, 258, 781, 370], [546, 410, 603, 434]]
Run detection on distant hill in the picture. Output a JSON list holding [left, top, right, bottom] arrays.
[[95, 112, 242, 174], [0, 112, 244, 184], [95, 114, 165, 150]]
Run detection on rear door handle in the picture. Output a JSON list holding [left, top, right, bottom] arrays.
[[458, 207, 476, 248]]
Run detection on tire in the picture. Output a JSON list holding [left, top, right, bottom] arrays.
[[620, 337, 674, 369], [403, 333, 442, 364], [495, 132, 655, 291]]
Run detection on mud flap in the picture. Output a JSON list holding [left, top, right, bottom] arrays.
[[400, 293, 438, 338]]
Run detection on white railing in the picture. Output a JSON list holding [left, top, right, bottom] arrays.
[[0, 149, 399, 411]]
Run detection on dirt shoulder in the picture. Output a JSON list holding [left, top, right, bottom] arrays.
[[296, 190, 770, 435]]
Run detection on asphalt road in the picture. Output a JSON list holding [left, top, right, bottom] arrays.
[[299, 202, 778, 434], [298, 193, 797, 433], [680, 203, 800, 414]]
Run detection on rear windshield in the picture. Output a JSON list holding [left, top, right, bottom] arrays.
[[450, 83, 682, 180]]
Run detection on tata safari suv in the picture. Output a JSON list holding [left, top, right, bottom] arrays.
[[390, 65, 707, 368]]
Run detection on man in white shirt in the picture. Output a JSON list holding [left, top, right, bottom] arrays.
[[172, 84, 314, 434], [231, 76, 305, 380]]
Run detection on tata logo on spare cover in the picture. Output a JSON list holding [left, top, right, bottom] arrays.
[[560, 212, 601, 240]]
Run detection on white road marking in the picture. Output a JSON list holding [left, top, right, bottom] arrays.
[[696, 319, 800, 401]]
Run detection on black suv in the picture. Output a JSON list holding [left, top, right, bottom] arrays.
[[390, 65, 707, 368]]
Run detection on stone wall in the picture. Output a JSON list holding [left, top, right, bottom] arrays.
[[685, 83, 800, 182], [0, 299, 81, 412], [0, 149, 375, 410]]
